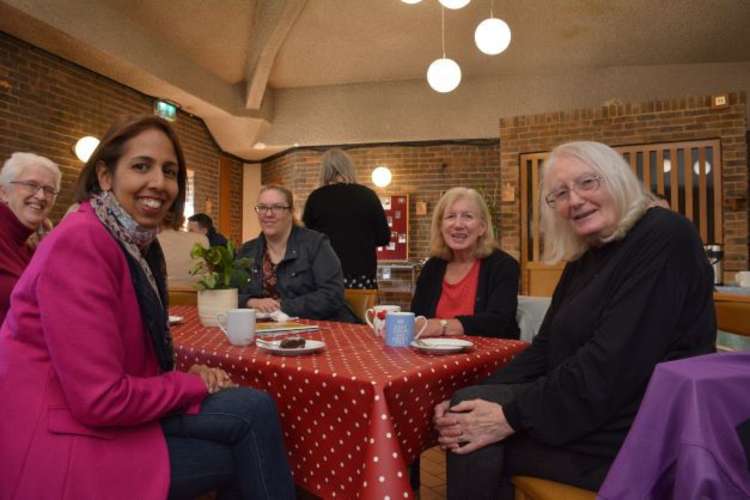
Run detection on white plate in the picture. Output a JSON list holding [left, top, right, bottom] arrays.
[[256, 339, 325, 356], [411, 338, 473, 354], [168, 315, 184, 325]]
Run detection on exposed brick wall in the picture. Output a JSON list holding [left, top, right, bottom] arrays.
[[499, 92, 749, 282], [261, 142, 501, 261], [0, 32, 243, 244]]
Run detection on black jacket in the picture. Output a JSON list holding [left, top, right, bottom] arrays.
[[302, 183, 390, 281], [491, 208, 716, 458], [237, 226, 358, 323], [411, 249, 520, 339]]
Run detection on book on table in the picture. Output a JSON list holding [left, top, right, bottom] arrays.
[[255, 320, 319, 336]]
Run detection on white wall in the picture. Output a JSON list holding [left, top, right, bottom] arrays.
[[262, 62, 750, 147]]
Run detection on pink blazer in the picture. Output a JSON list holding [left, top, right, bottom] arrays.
[[0, 203, 207, 500]]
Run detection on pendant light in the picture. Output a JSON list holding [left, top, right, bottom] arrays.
[[426, 7, 462, 93], [474, 0, 511, 55], [401, 0, 422, 4], [439, 0, 471, 9]]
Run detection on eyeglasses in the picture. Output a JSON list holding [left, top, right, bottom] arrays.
[[544, 175, 602, 207], [9, 180, 59, 198], [254, 204, 290, 214]]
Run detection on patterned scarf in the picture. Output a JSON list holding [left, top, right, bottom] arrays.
[[90, 191, 174, 371], [91, 191, 160, 300]]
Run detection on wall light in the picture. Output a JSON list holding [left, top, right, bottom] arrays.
[[74, 136, 100, 162], [372, 166, 392, 188]]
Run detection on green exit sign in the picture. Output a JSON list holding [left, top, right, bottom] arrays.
[[154, 100, 177, 121]]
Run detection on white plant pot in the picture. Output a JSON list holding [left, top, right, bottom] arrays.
[[197, 288, 239, 327]]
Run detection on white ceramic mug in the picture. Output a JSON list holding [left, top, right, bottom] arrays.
[[737, 271, 750, 288], [365, 305, 401, 337], [216, 308, 256, 346], [384, 312, 428, 347]]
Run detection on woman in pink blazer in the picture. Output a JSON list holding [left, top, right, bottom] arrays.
[[0, 115, 294, 500]]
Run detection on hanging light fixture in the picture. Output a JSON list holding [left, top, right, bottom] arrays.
[[439, 0, 471, 9], [400, 0, 423, 3], [474, 0, 511, 55], [427, 7, 462, 93]]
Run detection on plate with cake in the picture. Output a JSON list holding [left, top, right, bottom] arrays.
[[255, 337, 325, 356]]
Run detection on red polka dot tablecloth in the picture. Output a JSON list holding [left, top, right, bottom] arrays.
[[170, 306, 527, 500]]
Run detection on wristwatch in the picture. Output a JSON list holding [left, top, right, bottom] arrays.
[[440, 319, 448, 336]]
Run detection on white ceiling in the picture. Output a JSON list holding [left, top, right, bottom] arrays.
[[1, 0, 749, 159]]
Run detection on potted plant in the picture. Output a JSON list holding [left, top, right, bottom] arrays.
[[190, 242, 253, 327]]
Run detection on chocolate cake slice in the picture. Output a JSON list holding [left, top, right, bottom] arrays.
[[279, 337, 306, 349]]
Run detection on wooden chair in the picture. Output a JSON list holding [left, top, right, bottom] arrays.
[[512, 476, 596, 500], [344, 288, 378, 323], [168, 288, 198, 306], [714, 292, 750, 337]]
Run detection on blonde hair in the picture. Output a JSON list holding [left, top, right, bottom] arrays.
[[258, 184, 301, 226], [540, 141, 651, 264], [319, 149, 357, 185], [429, 187, 497, 260]]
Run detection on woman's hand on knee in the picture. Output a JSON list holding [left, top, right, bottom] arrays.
[[445, 399, 515, 455], [189, 364, 237, 393]]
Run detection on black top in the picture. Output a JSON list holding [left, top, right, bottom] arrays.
[[237, 226, 358, 323], [490, 208, 716, 458], [207, 230, 228, 248], [302, 183, 390, 287], [411, 249, 521, 339]]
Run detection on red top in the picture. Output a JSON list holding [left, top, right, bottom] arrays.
[[0, 202, 33, 326], [435, 259, 480, 319]]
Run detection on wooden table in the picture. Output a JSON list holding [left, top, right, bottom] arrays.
[[714, 292, 750, 337], [169, 306, 527, 499]]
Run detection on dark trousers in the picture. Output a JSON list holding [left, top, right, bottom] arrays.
[[161, 387, 295, 500], [446, 384, 612, 500]]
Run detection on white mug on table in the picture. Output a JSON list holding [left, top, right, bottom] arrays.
[[365, 305, 401, 337], [216, 308, 256, 346], [737, 271, 750, 288]]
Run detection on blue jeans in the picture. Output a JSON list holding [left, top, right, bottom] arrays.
[[161, 387, 295, 500]]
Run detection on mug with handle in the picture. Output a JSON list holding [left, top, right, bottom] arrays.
[[384, 311, 428, 347], [216, 308, 256, 346], [365, 305, 401, 337]]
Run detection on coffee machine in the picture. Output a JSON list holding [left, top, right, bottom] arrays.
[[704, 244, 723, 286]]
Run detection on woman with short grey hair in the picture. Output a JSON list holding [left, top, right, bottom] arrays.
[[435, 141, 715, 499], [0, 152, 61, 324]]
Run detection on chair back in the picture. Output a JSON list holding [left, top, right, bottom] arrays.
[[344, 288, 379, 323], [168, 288, 198, 306]]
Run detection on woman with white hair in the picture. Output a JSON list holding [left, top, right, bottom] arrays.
[[302, 148, 389, 289], [434, 141, 716, 498], [0, 152, 60, 325]]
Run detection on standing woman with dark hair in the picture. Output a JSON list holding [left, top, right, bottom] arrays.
[[303, 148, 390, 289], [0, 115, 294, 500]]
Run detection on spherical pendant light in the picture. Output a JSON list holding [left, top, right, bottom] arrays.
[[427, 57, 462, 93], [401, 0, 422, 4], [474, 17, 511, 55], [439, 0, 471, 9]]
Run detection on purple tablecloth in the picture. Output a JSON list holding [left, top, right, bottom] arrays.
[[598, 352, 750, 499]]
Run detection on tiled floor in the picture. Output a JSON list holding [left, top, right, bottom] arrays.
[[296, 446, 447, 500]]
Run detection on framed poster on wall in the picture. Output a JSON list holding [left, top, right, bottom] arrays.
[[377, 194, 409, 261]]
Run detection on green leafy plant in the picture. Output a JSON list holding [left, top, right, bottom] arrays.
[[189, 242, 253, 290]]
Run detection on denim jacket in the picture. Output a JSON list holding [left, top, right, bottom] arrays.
[[237, 226, 358, 323]]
